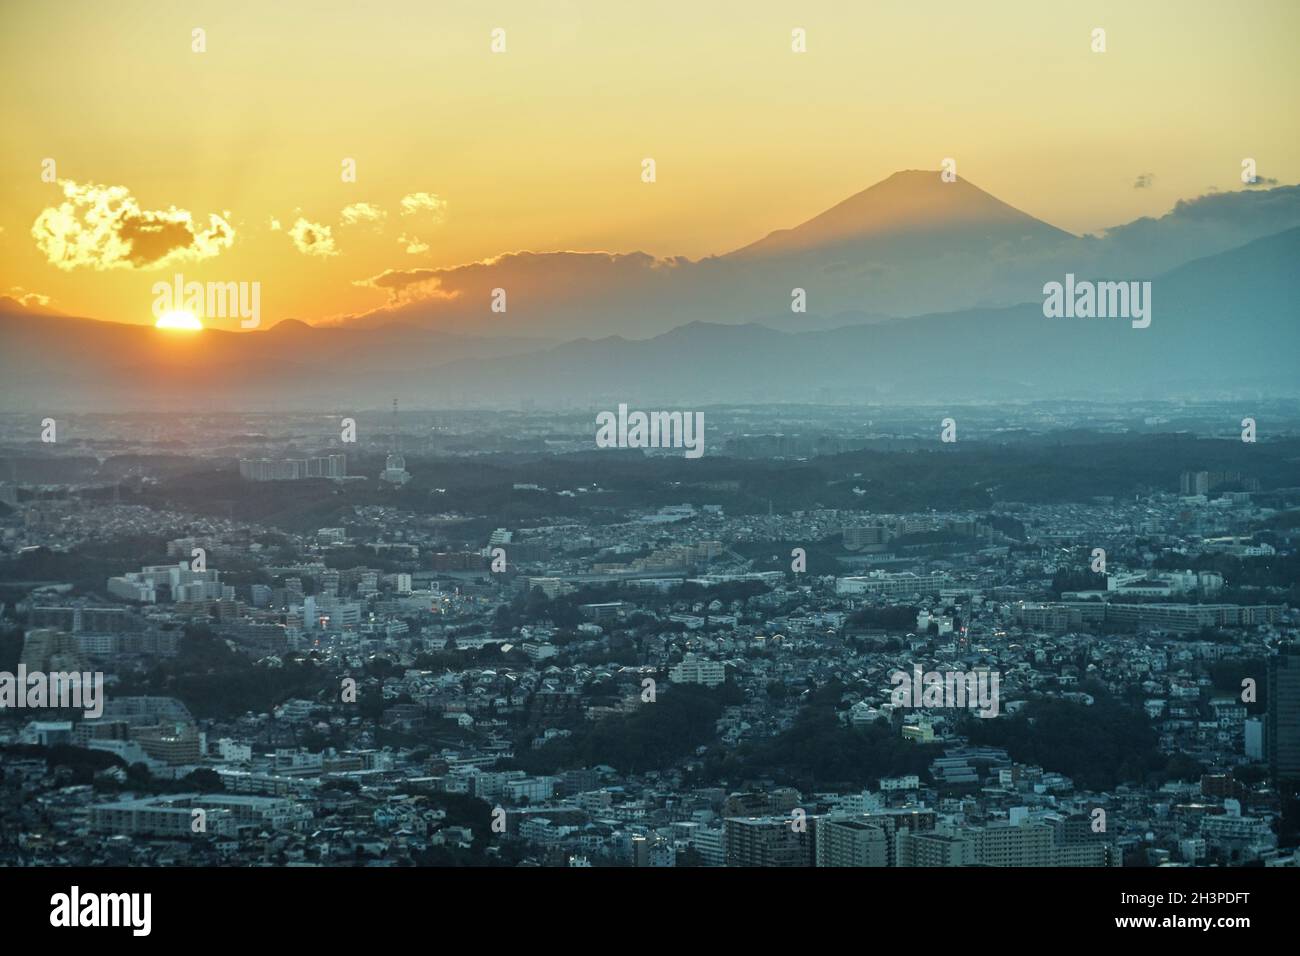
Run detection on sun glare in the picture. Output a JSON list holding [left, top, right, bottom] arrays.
[[155, 310, 203, 331]]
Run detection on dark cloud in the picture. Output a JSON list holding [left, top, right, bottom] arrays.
[[31, 180, 235, 271]]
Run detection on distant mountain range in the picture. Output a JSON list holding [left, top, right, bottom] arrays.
[[327, 171, 1300, 338], [0, 313, 548, 410], [2, 172, 1297, 410], [349, 226, 1300, 405]]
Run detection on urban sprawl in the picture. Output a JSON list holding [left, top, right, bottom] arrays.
[[2, 403, 1298, 868]]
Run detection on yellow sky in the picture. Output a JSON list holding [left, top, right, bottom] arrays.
[[1, 0, 1297, 330]]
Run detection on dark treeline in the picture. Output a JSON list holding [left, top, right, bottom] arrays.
[[510, 682, 741, 775], [964, 691, 1198, 790], [21, 432, 1295, 532]]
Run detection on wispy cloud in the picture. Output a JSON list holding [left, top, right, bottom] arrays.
[[399, 192, 447, 221], [352, 266, 451, 305], [7, 286, 54, 307], [288, 217, 338, 257], [340, 250, 676, 329], [398, 233, 429, 254], [341, 202, 387, 226]]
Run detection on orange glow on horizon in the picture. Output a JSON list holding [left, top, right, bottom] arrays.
[[155, 310, 203, 331]]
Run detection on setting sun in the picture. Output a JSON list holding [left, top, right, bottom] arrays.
[[155, 310, 202, 331]]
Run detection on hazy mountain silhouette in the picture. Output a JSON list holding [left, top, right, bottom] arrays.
[[332, 174, 1299, 339], [361, 226, 1300, 404], [3, 227, 1295, 410], [0, 306, 547, 410], [728, 170, 1073, 258]]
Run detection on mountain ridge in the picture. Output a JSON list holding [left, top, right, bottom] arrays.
[[3, 226, 1296, 410], [728, 170, 1075, 259], [8, 174, 1299, 341]]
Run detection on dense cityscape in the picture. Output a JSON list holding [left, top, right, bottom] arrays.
[[2, 401, 1297, 869], [4, 0, 1297, 940]]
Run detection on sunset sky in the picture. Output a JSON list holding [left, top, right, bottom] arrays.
[[1, 0, 1297, 331]]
